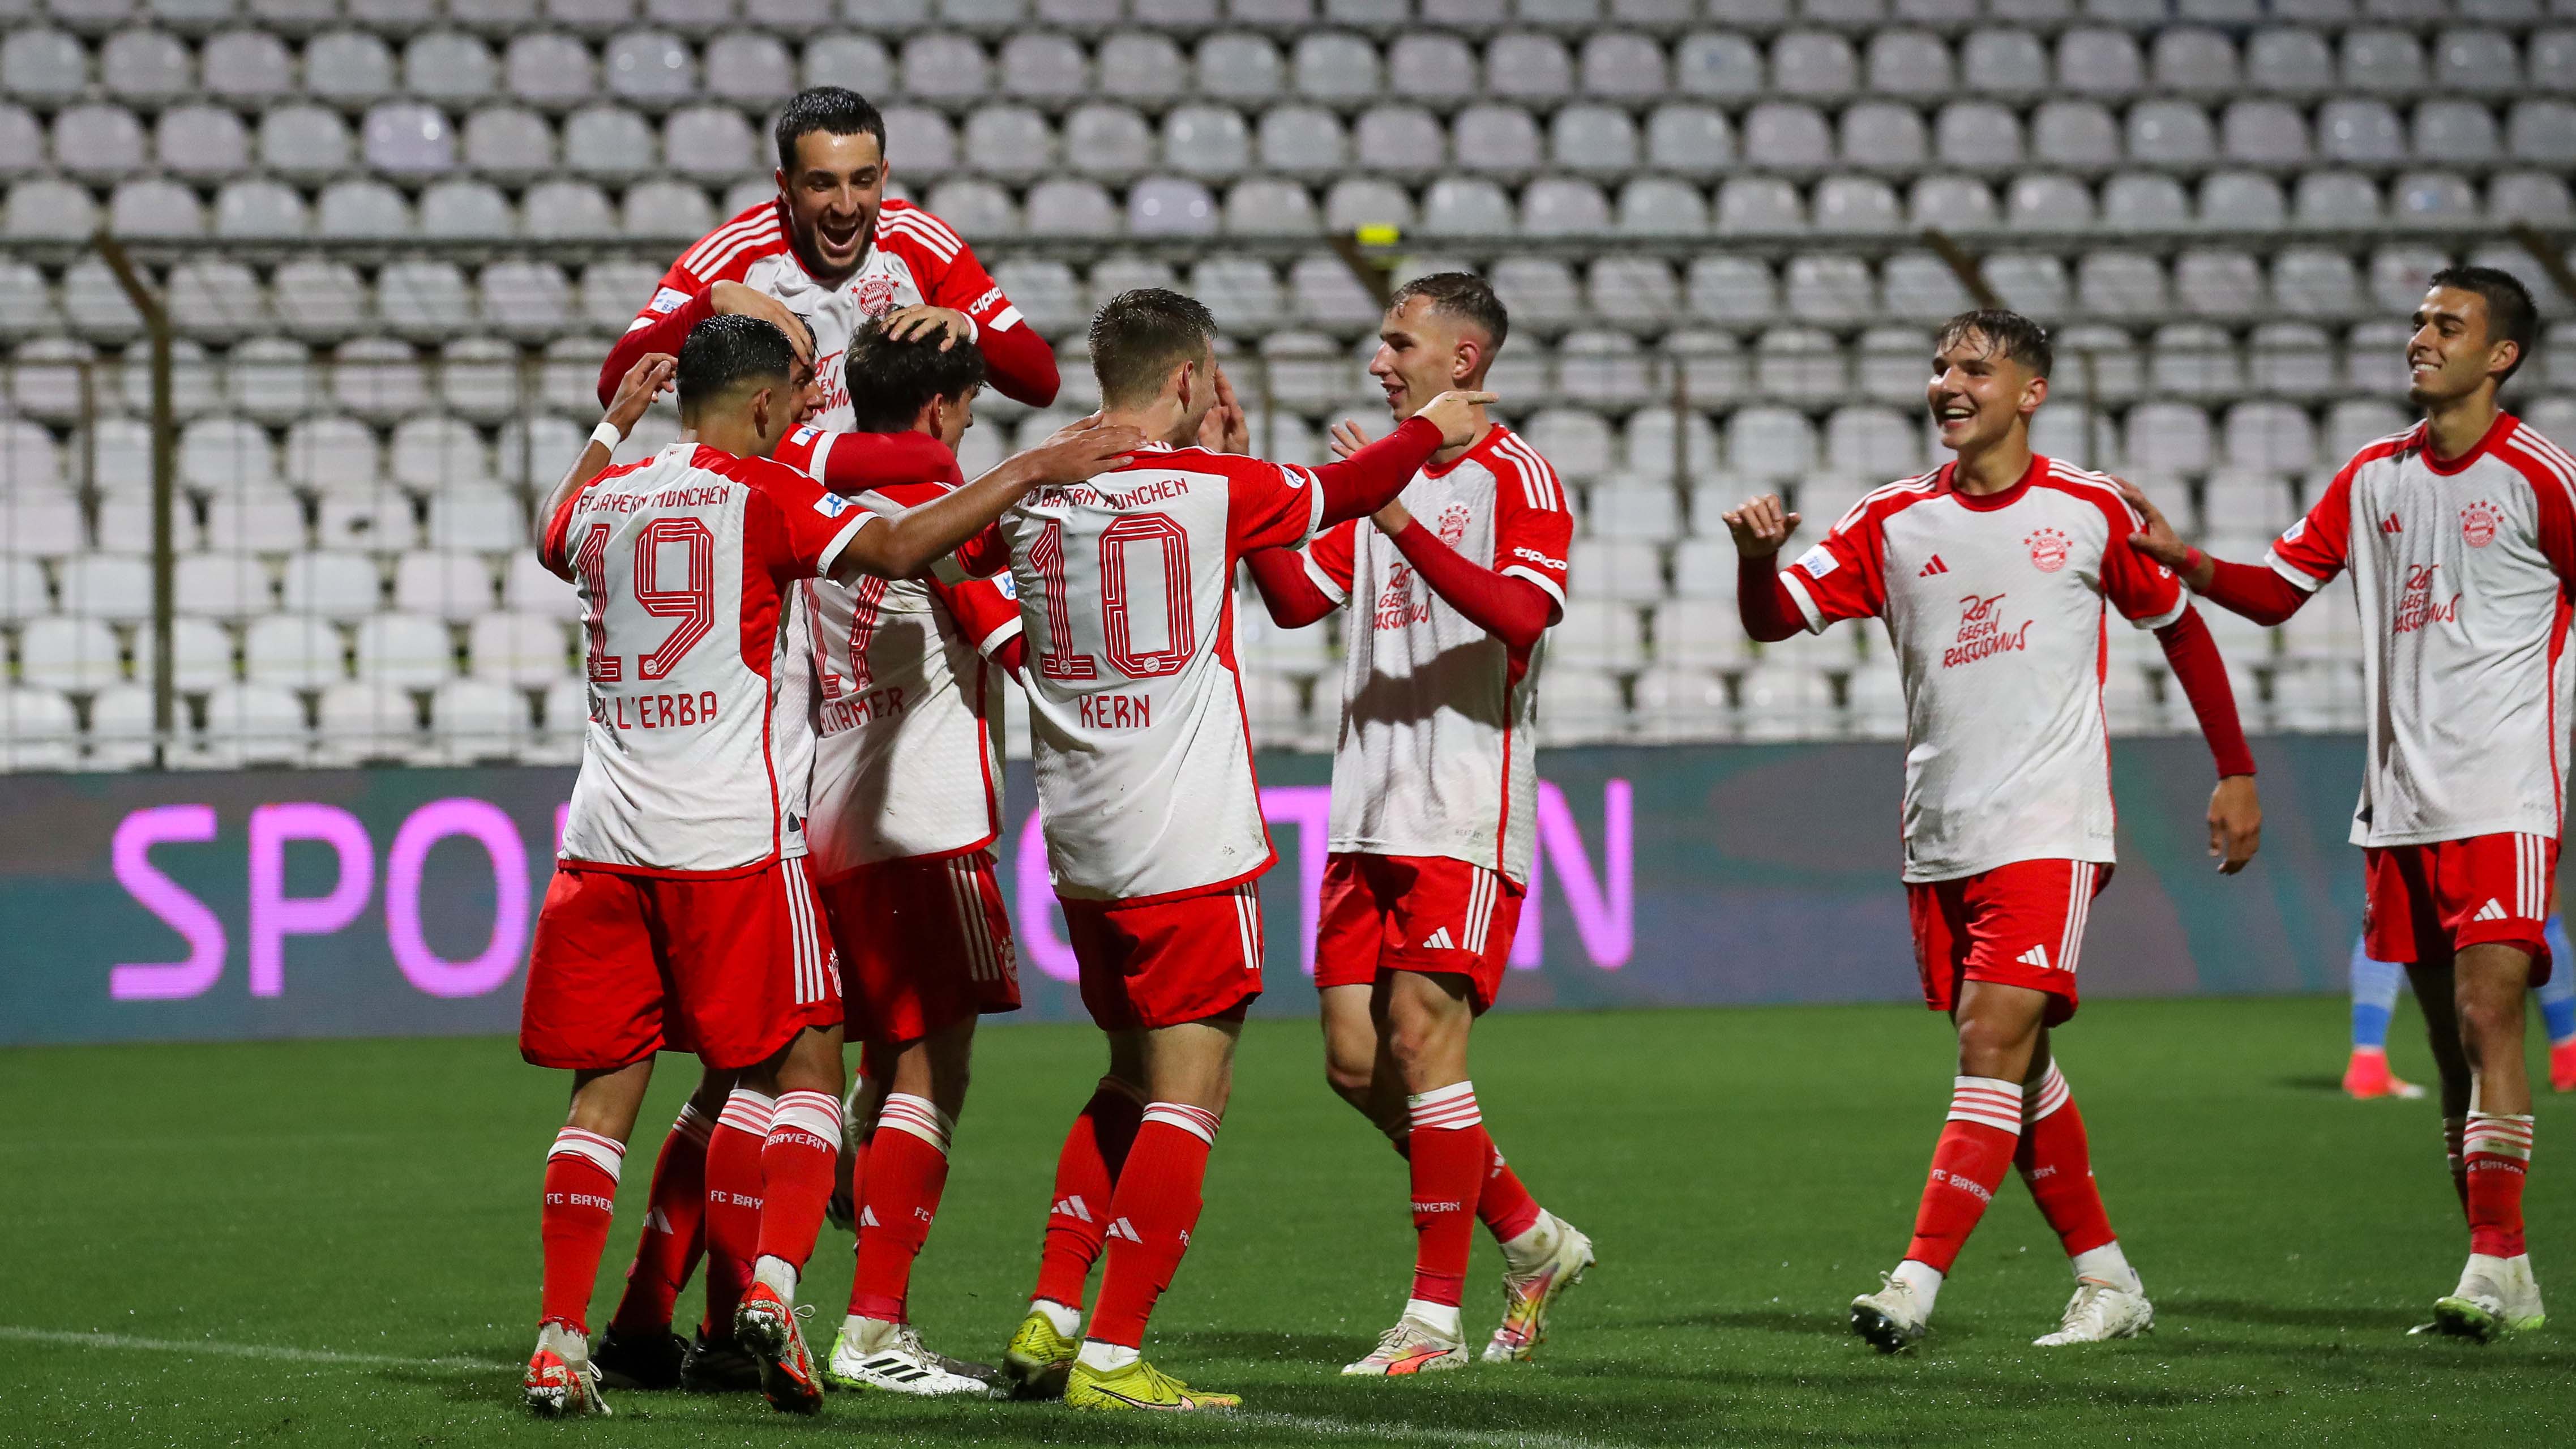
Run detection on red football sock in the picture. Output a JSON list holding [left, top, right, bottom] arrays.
[[700, 1088, 771, 1337], [1033, 1078, 1145, 1309], [1406, 1083, 1485, 1307], [1902, 1077, 2023, 1275], [755, 1089, 844, 1272], [608, 1101, 713, 1338], [540, 1127, 626, 1333], [1478, 1137, 1544, 1244], [848, 1094, 953, 1322], [2016, 1064, 2116, 1259], [2464, 1114, 2534, 1258], [1083, 1104, 1219, 1349]]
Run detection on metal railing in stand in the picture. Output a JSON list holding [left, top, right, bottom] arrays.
[[89, 232, 176, 769]]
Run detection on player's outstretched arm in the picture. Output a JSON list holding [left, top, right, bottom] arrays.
[[2151, 604, 2262, 874], [1721, 493, 1809, 644], [2116, 479, 2307, 626], [831, 417, 1142, 584], [1241, 549, 1338, 627], [536, 353, 675, 556], [597, 282, 814, 408], [1312, 390, 1499, 526], [1380, 519, 1556, 648]]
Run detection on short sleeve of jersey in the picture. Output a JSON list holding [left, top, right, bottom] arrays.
[[1224, 457, 1327, 557], [931, 573, 1024, 654], [2268, 463, 2356, 593], [744, 469, 873, 582], [539, 482, 586, 580], [2091, 495, 2188, 629], [949, 521, 1011, 579], [1777, 517, 1885, 631], [1491, 467, 1574, 611], [1301, 519, 1359, 604]]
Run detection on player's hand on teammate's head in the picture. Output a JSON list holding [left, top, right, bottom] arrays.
[[1412, 390, 1498, 448], [1328, 418, 1371, 460], [2114, 477, 2191, 569], [2207, 774, 2262, 875], [1721, 494, 1801, 558], [1024, 416, 1145, 481], [883, 305, 972, 352], [1197, 365, 1251, 455], [708, 280, 816, 365], [604, 354, 677, 438]]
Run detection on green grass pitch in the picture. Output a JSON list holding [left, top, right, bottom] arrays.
[[1, 996, 2569, 1447]]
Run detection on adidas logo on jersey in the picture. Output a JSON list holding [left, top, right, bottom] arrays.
[[2380, 512, 2404, 535], [1422, 927, 1457, 950], [2017, 944, 2052, 970], [2474, 899, 2510, 922], [1051, 1195, 1092, 1224], [1919, 555, 1950, 577], [1105, 1217, 1145, 1244], [860, 1206, 880, 1228]]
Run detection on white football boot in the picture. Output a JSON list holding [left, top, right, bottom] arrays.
[[2034, 1279, 2155, 1346], [1481, 1212, 1596, 1362], [1850, 1274, 1930, 1354], [824, 1316, 994, 1396], [2433, 1254, 2548, 1342], [523, 1322, 611, 1417], [1344, 1313, 1470, 1377]]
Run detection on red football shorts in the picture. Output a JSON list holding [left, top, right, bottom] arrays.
[[1906, 858, 2104, 1027], [2363, 832, 2556, 985], [520, 856, 842, 1072], [1313, 851, 1526, 1014], [1060, 881, 1265, 1032], [819, 848, 1021, 1045]]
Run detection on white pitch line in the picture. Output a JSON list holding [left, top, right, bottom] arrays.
[[1, 1328, 1637, 1449], [0, 1326, 494, 1373]]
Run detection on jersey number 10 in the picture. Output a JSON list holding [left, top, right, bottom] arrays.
[[575, 518, 716, 683], [1030, 516, 1197, 682]]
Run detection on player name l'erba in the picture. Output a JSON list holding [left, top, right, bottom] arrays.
[[589, 690, 724, 730]]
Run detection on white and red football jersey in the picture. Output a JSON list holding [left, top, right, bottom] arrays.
[[626, 199, 1028, 428], [1779, 454, 2186, 883], [799, 571, 1022, 878], [2266, 414, 2576, 847], [1299, 425, 1572, 884], [541, 442, 874, 876], [960, 442, 1326, 902]]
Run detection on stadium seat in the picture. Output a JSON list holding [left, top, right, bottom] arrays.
[[18, 616, 125, 690], [314, 679, 430, 765], [175, 553, 274, 619], [203, 30, 294, 103], [1645, 104, 1733, 177], [354, 611, 456, 685], [1, 685, 80, 772], [430, 677, 530, 762], [469, 610, 575, 685], [199, 681, 310, 767], [84, 682, 160, 770], [281, 551, 387, 620]]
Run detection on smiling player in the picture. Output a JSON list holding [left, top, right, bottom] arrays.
[[1726, 309, 2263, 1352], [2124, 267, 2569, 1339]]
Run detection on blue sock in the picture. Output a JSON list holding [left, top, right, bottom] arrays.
[[2351, 935, 2404, 1052], [2539, 913, 2575, 1047]]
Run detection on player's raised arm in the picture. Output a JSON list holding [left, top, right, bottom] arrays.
[[831, 417, 1140, 584], [1721, 493, 1811, 643], [535, 352, 675, 567], [1309, 390, 1497, 527], [2117, 478, 2312, 627]]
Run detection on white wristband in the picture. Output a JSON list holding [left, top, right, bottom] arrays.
[[590, 421, 623, 453]]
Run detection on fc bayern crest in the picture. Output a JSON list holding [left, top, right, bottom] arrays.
[[1436, 502, 1472, 548], [2461, 500, 2499, 548], [854, 272, 899, 316], [2025, 527, 2070, 572]]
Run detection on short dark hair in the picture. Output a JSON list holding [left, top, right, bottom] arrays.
[[844, 317, 987, 432], [774, 86, 886, 173], [1936, 308, 2053, 379], [1089, 288, 1218, 409], [2427, 264, 2538, 385], [677, 313, 797, 411], [1389, 272, 1510, 353]]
